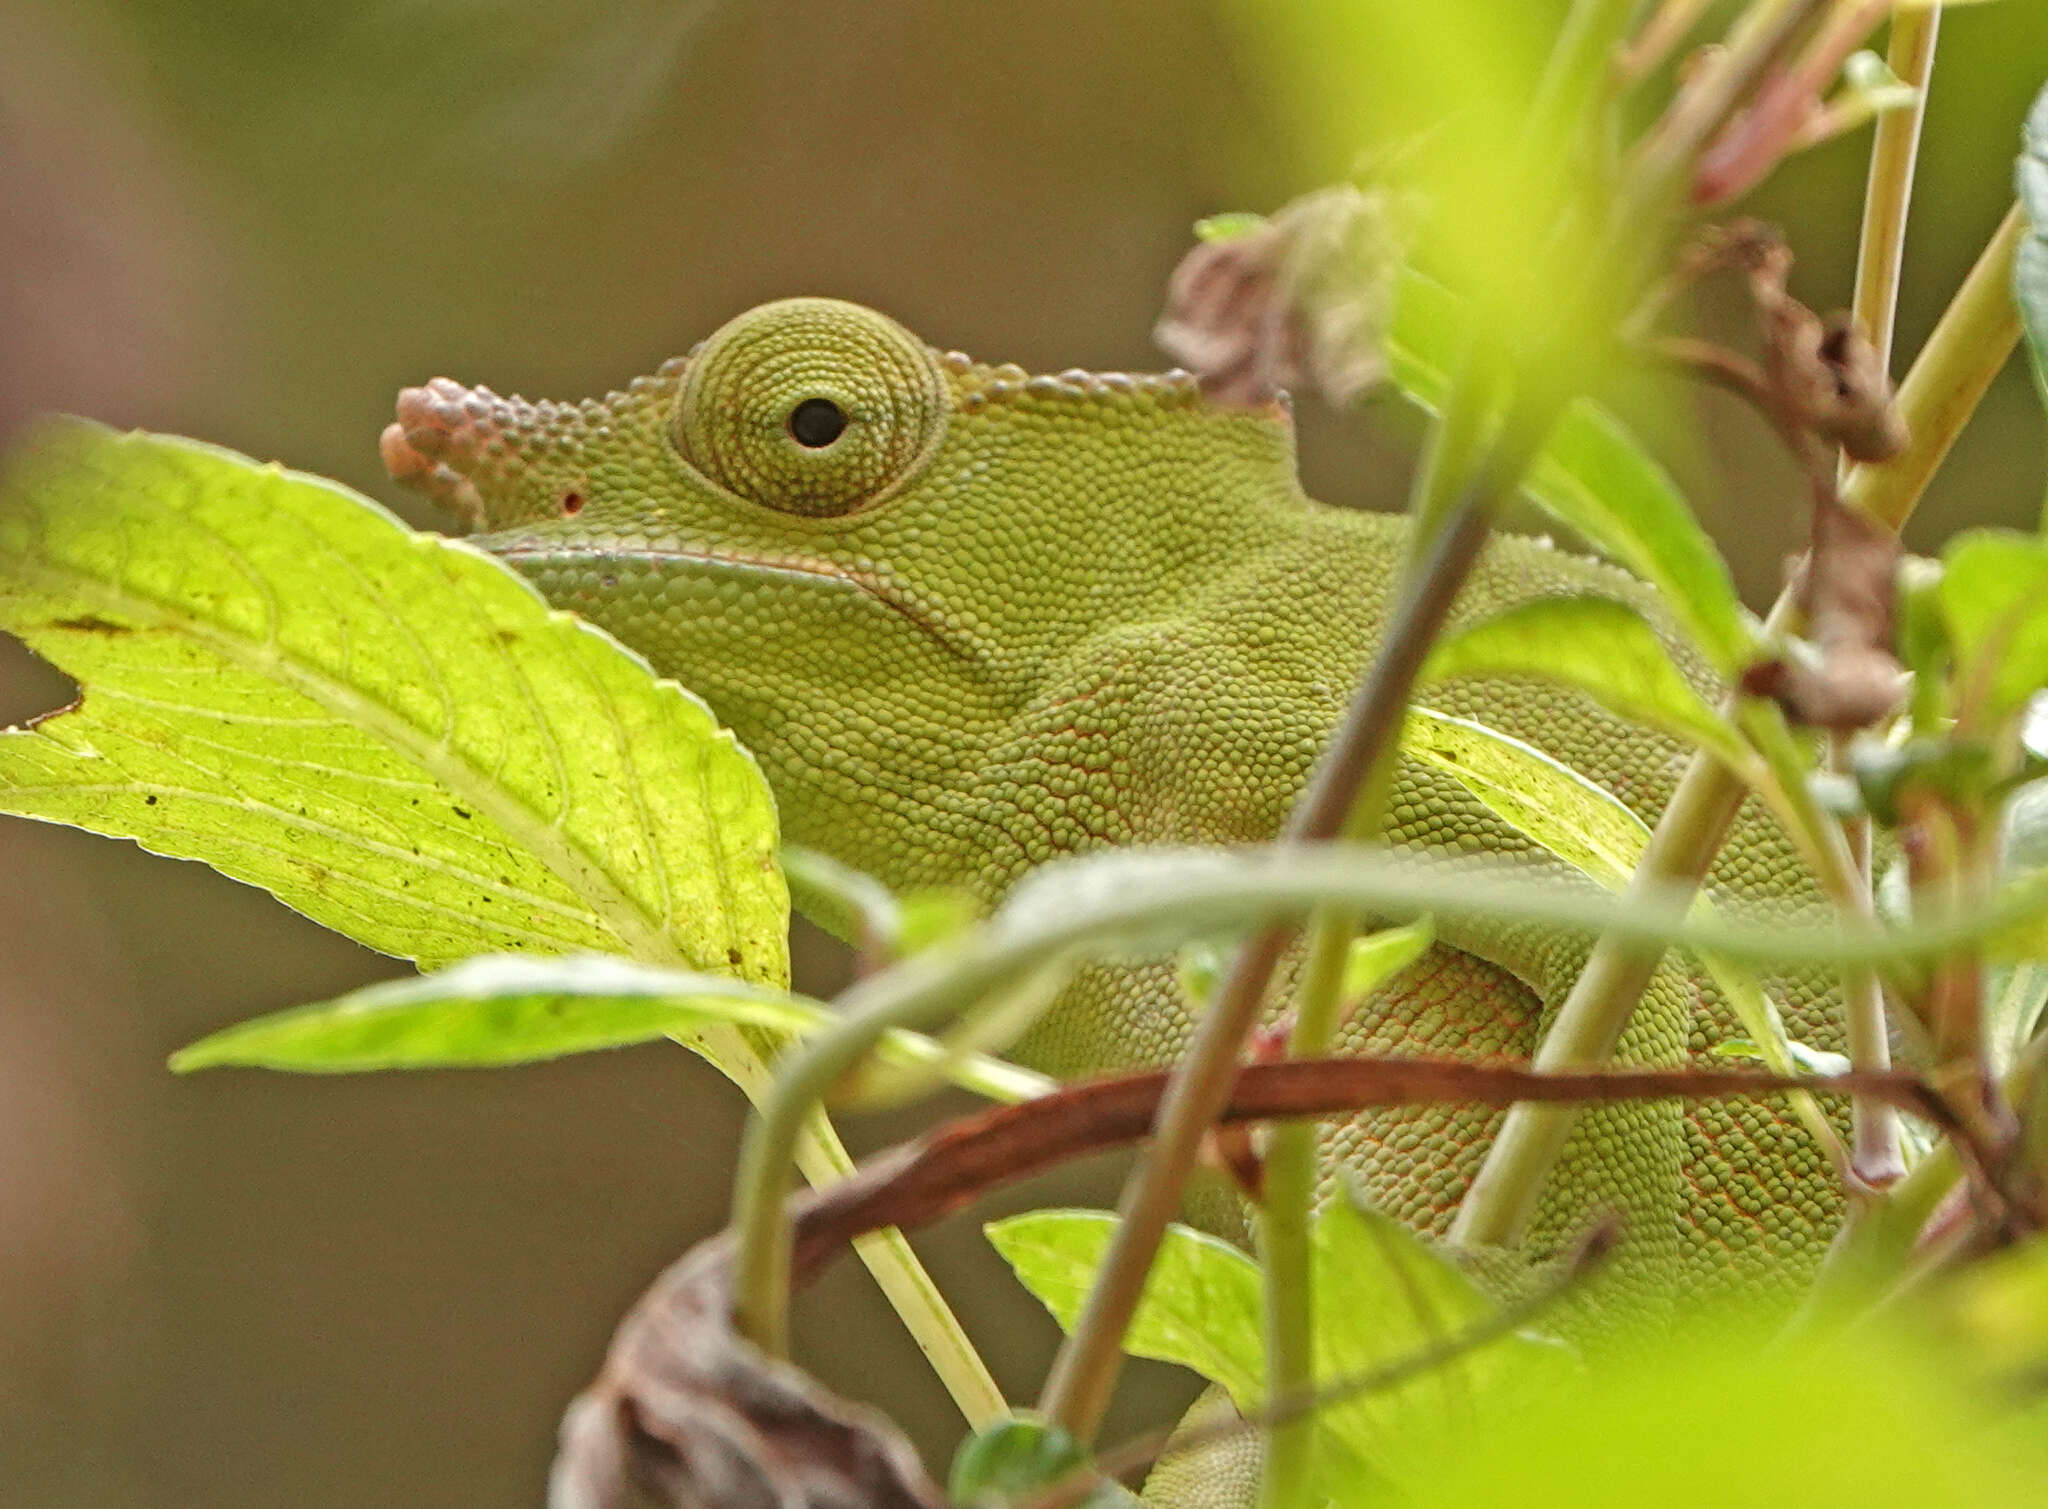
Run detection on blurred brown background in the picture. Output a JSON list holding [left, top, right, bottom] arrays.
[[1, 2, 2044, 1505]]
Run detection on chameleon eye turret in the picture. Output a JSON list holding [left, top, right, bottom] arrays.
[[671, 297, 948, 518]]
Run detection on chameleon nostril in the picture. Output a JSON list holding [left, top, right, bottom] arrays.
[[560, 490, 584, 516]]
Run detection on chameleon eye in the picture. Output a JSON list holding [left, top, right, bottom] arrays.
[[672, 298, 947, 518], [787, 397, 848, 448]]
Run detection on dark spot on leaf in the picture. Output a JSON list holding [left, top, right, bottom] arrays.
[[727, 948, 743, 968], [143, 794, 157, 805], [452, 806, 471, 819], [51, 614, 130, 635], [495, 630, 520, 645]]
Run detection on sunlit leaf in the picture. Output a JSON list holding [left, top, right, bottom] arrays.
[[1342, 916, 1436, 1002], [1937, 530, 2048, 728], [0, 421, 785, 982], [167, 952, 1054, 1103], [1398, 702, 1804, 1081], [1309, 1194, 1573, 1496], [988, 1201, 1568, 1500], [1404, 1310, 2048, 1508], [171, 954, 812, 1072], [1391, 272, 1755, 674], [1400, 707, 1652, 888], [987, 1212, 1266, 1410]]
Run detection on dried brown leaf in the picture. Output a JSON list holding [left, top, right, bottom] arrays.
[[551, 1231, 947, 1509], [1154, 186, 1404, 410], [1744, 497, 1906, 729]]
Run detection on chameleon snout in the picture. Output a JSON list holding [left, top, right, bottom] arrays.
[[381, 377, 504, 527]]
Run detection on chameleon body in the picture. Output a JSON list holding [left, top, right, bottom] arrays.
[[382, 297, 1838, 1315]]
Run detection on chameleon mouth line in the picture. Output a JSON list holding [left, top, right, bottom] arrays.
[[492, 539, 981, 667]]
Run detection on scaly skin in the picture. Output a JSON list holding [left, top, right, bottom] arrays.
[[381, 296, 1839, 1320]]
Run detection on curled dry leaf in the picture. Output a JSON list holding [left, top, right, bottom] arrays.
[[1741, 497, 1906, 731], [1668, 221, 1906, 466], [1154, 185, 1405, 410], [551, 1221, 947, 1509], [1720, 222, 1906, 464]]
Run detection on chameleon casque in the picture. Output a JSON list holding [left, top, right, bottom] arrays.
[[380, 295, 1839, 1365]]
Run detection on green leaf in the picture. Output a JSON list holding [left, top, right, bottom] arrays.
[[1306, 1194, 1571, 1495], [1711, 1036, 1852, 1077], [170, 954, 813, 1072], [1194, 211, 1270, 243], [1396, 703, 1804, 1081], [0, 422, 786, 981], [987, 1211, 1267, 1410], [1177, 936, 1230, 1008], [1421, 596, 1749, 768], [949, 1418, 1140, 1509], [2017, 76, 2048, 420], [988, 1202, 1568, 1500], [1937, 530, 2048, 729], [1403, 1310, 2048, 1509], [782, 845, 900, 951], [895, 887, 984, 955], [1400, 706, 1653, 889], [168, 952, 1055, 1101], [1342, 915, 1436, 1002], [1992, 781, 2048, 1069], [1390, 271, 1754, 674]]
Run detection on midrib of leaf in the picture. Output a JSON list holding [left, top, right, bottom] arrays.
[[7, 552, 690, 966]]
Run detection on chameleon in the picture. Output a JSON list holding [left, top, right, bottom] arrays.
[[379, 294, 1840, 1451]]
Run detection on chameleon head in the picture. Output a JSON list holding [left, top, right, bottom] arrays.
[[381, 298, 953, 531], [381, 297, 1303, 860]]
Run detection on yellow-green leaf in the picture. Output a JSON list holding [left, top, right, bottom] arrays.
[[0, 421, 786, 981], [1422, 595, 1749, 768]]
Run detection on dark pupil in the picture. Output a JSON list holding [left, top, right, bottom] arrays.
[[788, 397, 848, 448]]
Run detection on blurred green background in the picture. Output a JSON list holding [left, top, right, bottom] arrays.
[[1, 2, 2044, 1504]]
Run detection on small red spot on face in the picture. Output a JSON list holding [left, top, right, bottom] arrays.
[[560, 490, 584, 515]]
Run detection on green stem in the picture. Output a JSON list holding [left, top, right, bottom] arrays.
[[1834, 5, 1944, 1188], [1841, 200, 2025, 532], [1449, 200, 2027, 1248], [701, 1023, 1008, 1425], [1256, 910, 1355, 1509], [1802, 1036, 2044, 1324], [1446, 705, 1755, 1244], [1848, 4, 1942, 372]]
